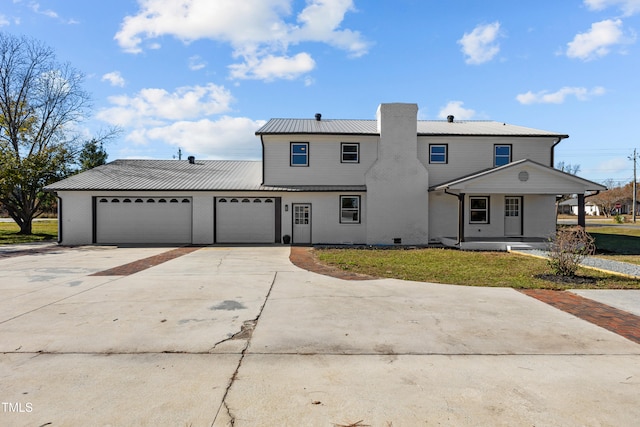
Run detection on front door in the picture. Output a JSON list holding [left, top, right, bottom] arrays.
[[504, 196, 522, 236], [292, 204, 311, 244]]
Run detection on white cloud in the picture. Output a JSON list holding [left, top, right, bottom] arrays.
[[438, 101, 476, 120], [114, 0, 369, 81], [97, 83, 234, 127], [0, 14, 9, 26], [584, 0, 640, 16], [458, 22, 502, 65], [29, 2, 58, 19], [516, 86, 606, 104], [566, 19, 634, 60], [96, 83, 265, 160], [101, 71, 126, 87], [229, 52, 315, 81], [188, 55, 206, 71], [128, 116, 266, 159]]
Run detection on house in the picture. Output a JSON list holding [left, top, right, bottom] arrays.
[[558, 198, 601, 216], [45, 103, 606, 249]]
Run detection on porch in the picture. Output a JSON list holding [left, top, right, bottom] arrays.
[[440, 236, 549, 251]]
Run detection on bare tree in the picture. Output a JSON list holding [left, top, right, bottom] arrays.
[[0, 33, 91, 234], [589, 179, 626, 217]]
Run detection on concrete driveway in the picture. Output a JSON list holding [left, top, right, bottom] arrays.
[[1, 245, 639, 426]]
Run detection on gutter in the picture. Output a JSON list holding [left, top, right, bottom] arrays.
[[550, 136, 567, 168]]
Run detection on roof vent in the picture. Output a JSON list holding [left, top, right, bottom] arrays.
[[447, 115, 454, 123], [315, 113, 322, 121], [188, 156, 195, 164]]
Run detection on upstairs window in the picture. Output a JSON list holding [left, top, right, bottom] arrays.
[[429, 144, 448, 164], [341, 143, 359, 163], [340, 196, 361, 224], [494, 145, 511, 167], [291, 142, 309, 166]]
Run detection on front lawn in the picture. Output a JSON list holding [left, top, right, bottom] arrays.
[[316, 247, 640, 290], [0, 220, 58, 245]]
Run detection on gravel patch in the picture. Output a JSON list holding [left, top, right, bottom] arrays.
[[513, 249, 640, 278]]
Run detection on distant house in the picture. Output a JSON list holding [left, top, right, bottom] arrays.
[[45, 103, 606, 250], [558, 198, 601, 216]]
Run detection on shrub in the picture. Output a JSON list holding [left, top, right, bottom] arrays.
[[547, 226, 595, 277], [614, 214, 624, 224]]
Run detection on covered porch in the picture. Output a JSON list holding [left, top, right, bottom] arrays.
[[430, 160, 607, 251]]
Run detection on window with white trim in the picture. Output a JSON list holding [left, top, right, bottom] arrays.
[[469, 196, 489, 224], [429, 144, 447, 164], [341, 143, 359, 163], [494, 145, 511, 167], [340, 196, 360, 224], [291, 142, 309, 166]]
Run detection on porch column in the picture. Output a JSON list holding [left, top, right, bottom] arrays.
[[577, 193, 586, 228], [459, 193, 465, 243]]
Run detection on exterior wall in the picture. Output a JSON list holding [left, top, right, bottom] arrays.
[[57, 191, 94, 245], [280, 192, 367, 244], [419, 136, 557, 187], [262, 134, 378, 186], [523, 195, 557, 238], [365, 103, 429, 245], [428, 191, 459, 241], [58, 190, 367, 246]]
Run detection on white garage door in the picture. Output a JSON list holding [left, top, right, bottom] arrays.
[[96, 197, 192, 244], [216, 197, 276, 243]]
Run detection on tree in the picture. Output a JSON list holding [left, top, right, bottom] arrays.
[[77, 138, 108, 171], [589, 179, 626, 217], [0, 33, 90, 234], [556, 161, 581, 175]]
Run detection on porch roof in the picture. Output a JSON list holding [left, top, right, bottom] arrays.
[[429, 159, 607, 195]]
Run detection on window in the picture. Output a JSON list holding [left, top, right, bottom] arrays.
[[494, 145, 511, 167], [470, 197, 489, 224], [341, 143, 359, 163], [291, 142, 309, 166], [340, 196, 361, 224], [429, 144, 448, 164]]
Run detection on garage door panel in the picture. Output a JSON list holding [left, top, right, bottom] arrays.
[[216, 198, 275, 243], [96, 197, 192, 244]]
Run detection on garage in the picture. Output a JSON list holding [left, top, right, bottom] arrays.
[[216, 197, 277, 243], [95, 197, 192, 244]]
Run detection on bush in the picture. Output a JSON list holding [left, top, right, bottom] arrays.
[[614, 214, 624, 224], [547, 226, 595, 277]]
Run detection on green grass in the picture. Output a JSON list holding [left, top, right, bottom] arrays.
[[0, 220, 58, 245], [316, 225, 640, 290], [316, 248, 640, 290]]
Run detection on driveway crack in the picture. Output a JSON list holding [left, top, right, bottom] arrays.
[[212, 271, 277, 426]]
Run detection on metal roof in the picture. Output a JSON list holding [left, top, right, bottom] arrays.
[[45, 159, 366, 192], [256, 118, 568, 138]]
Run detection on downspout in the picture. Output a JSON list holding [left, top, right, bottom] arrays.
[[56, 195, 62, 244], [259, 134, 265, 185], [443, 189, 465, 245], [550, 137, 564, 168]]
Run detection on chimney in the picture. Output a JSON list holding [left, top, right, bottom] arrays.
[[188, 156, 195, 164], [315, 113, 322, 121], [447, 115, 454, 123]]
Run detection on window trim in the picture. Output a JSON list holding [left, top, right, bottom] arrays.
[[291, 142, 309, 167], [429, 144, 448, 164], [494, 144, 512, 167], [341, 143, 360, 163], [469, 196, 490, 224], [340, 195, 361, 224]]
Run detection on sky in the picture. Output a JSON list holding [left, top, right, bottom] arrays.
[[1, 0, 639, 186]]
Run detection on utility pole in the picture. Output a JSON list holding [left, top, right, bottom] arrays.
[[630, 148, 637, 223]]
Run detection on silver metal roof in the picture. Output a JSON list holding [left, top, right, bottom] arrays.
[[256, 118, 568, 138], [45, 159, 366, 192]]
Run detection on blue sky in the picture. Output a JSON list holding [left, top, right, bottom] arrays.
[[2, 0, 639, 186]]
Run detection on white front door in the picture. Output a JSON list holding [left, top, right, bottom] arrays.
[[292, 204, 311, 244], [504, 196, 522, 236]]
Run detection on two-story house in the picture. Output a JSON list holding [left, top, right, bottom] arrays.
[[45, 103, 605, 249]]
